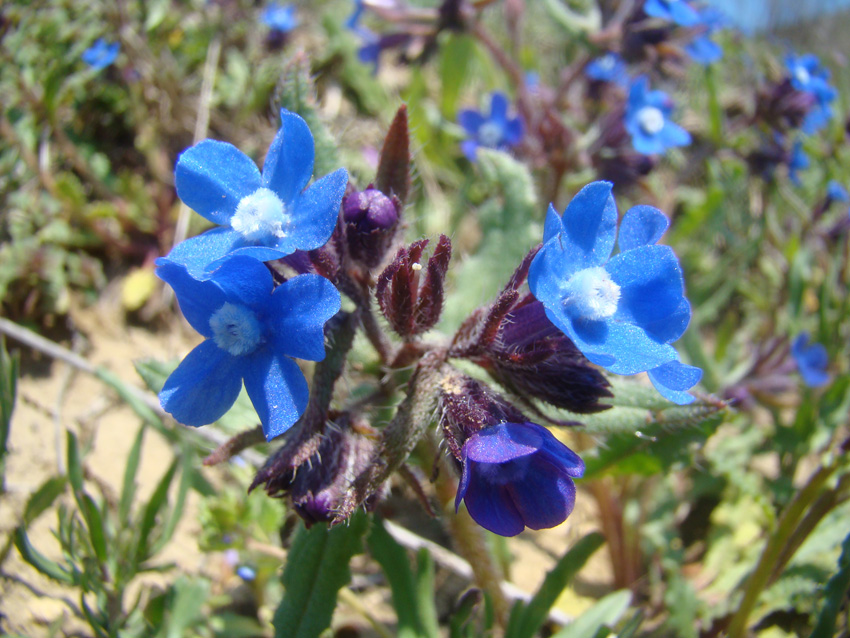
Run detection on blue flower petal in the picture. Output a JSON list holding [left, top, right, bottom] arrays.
[[460, 461, 526, 536], [175, 140, 262, 226], [618, 205, 669, 251], [558, 181, 618, 270], [155, 260, 226, 337], [262, 110, 315, 205], [503, 118, 524, 146], [507, 463, 576, 530], [269, 274, 341, 361], [283, 168, 348, 252], [668, 0, 701, 26], [461, 139, 480, 161], [243, 351, 310, 440], [489, 92, 509, 124], [458, 109, 486, 135], [572, 319, 678, 375], [160, 340, 243, 426], [647, 360, 702, 404], [206, 255, 274, 309], [163, 227, 245, 278], [542, 203, 565, 244], [465, 424, 542, 463], [660, 121, 692, 148], [607, 245, 684, 331]]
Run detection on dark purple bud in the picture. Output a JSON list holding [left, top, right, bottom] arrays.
[[250, 413, 381, 527], [342, 187, 401, 269], [376, 235, 452, 338], [755, 79, 817, 132]]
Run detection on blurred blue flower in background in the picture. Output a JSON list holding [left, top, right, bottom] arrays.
[[458, 91, 524, 161], [827, 180, 849, 203], [791, 333, 830, 387], [625, 76, 691, 155], [785, 53, 836, 133], [788, 138, 809, 185], [684, 6, 726, 65], [643, 0, 700, 26], [237, 566, 257, 581], [529, 182, 701, 403], [166, 109, 348, 276], [585, 53, 629, 86], [261, 3, 298, 33], [156, 255, 341, 441], [82, 39, 120, 70], [455, 422, 584, 537]]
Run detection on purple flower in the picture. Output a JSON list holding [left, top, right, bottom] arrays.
[[261, 3, 298, 33], [791, 333, 830, 388], [455, 422, 584, 537], [624, 76, 690, 155], [156, 255, 341, 441], [528, 181, 701, 403], [458, 92, 524, 161], [165, 109, 348, 277], [82, 39, 120, 70]]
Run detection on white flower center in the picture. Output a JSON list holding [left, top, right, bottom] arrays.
[[637, 106, 665, 135], [231, 187, 289, 244], [209, 302, 263, 356], [563, 267, 621, 321], [794, 65, 810, 86], [478, 122, 503, 148], [598, 54, 616, 70]]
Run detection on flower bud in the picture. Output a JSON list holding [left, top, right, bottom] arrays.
[[342, 187, 401, 268]]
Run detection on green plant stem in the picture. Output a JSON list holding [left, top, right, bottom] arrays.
[[727, 460, 841, 637]]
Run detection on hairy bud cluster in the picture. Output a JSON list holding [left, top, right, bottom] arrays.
[[376, 235, 452, 338]]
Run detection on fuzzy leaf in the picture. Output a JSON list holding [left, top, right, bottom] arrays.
[[376, 105, 411, 206]]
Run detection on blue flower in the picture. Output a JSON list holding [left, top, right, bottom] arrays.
[[261, 3, 298, 33], [643, 0, 701, 26], [624, 76, 691, 155], [237, 566, 257, 581], [585, 53, 629, 86], [528, 181, 701, 403], [791, 333, 830, 388], [827, 180, 849, 203], [345, 0, 364, 30], [683, 7, 726, 65], [82, 39, 120, 70], [156, 255, 341, 441], [165, 109, 348, 277], [455, 422, 584, 537], [458, 92, 524, 161], [785, 53, 836, 134]]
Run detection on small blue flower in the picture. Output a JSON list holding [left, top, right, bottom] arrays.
[[643, 0, 701, 26], [684, 7, 726, 65], [166, 109, 348, 277], [261, 3, 298, 33], [624, 76, 691, 155], [455, 422, 584, 537], [156, 255, 341, 441], [458, 92, 524, 161], [785, 53, 836, 134], [82, 39, 120, 70], [791, 333, 831, 388], [528, 181, 701, 403], [585, 53, 629, 86], [827, 180, 849, 203], [345, 0, 364, 30], [237, 566, 257, 581]]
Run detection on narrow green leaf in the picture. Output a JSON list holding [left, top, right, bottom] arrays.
[[119, 424, 146, 525], [439, 34, 474, 119], [134, 459, 178, 567], [415, 549, 441, 638], [449, 589, 483, 638], [0, 337, 19, 492], [14, 527, 73, 584], [274, 512, 368, 638], [163, 576, 210, 638], [367, 517, 423, 638], [811, 529, 850, 638], [549, 590, 632, 638], [23, 475, 67, 524], [152, 449, 193, 554], [81, 493, 108, 563], [513, 532, 605, 638], [66, 429, 84, 497]]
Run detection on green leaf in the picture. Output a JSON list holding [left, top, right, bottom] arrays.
[[810, 529, 850, 638], [134, 458, 178, 568], [367, 518, 435, 638], [507, 532, 605, 638], [81, 493, 108, 563], [0, 337, 19, 492], [23, 475, 67, 524], [415, 550, 441, 638], [14, 526, 74, 585], [273, 512, 369, 638], [159, 576, 211, 638], [549, 590, 632, 638], [152, 447, 193, 554], [541, 0, 601, 34], [439, 35, 475, 119], [66, 429, 84, 498], [119, 424, 146, 525]]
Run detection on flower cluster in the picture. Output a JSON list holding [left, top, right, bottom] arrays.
[[158, 109, 347, 441]]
